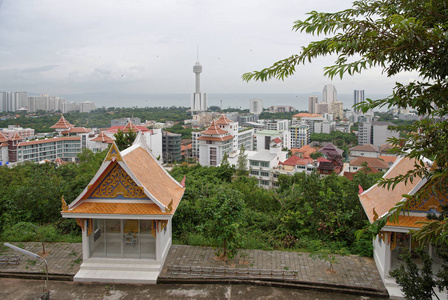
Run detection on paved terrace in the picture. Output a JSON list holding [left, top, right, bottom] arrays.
[[0, 243, 388, 297]]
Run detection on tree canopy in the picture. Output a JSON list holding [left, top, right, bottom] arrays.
[[243, 0, 448, 244]]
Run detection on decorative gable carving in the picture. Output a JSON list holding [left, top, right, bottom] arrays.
[[106, 143, 123, 162], [89, 163, 147, 199]]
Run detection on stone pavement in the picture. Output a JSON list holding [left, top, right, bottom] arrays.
[[160, 245, 387, 296], [0, 243, 388, 297], [0, 242, 82, 277]]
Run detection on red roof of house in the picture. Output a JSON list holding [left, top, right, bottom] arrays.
[[280, 155, 313, 166], [216, 114, 232, 125], [297, 144, 317, 155], [271, 138, 282, 144], [197, 135, 233, 142], [181, 144, 192, 151], [17, 136, 80, 146], [9, 133, 23, 141], [62, 127, 91, 134], [317, 157, 330, 163], [293, 113, 322, 118], [107, 125, 150, 133], [201, 120, 228, 135], [379, 155, 398, 164], [351, 144, 379, 152], [51, 116, 74, 129], [350, 157, 390, 169], [0, 132, 8, 143], [359, 157, 422, 223], [91, 131, 114, 143]]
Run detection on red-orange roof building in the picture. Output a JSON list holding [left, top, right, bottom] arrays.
[[62, 138, 184, 284], [359, 156, 447, 297]]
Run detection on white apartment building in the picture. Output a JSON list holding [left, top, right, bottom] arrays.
[[358, 121, 399, 146], [255, 130, 290, 151], [262, 119, 289, 131], [80, 101, 97, 113], [290, 124, 310, 148], [1, 92, 27, 112], [248, 138, 288, 188]]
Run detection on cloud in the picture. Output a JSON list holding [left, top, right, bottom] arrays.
[[22, 65, 59, 73]]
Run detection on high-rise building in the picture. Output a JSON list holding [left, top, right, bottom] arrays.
[[354, 90, 365, 112], [330, 100, 344, 119], [290, 123, 310, 148], [308, 95, 318, 113], [1, 92, 27, 112], [322, 84, 337, 103], [80, 101, 97, 113], [316, 102, 329, 114], [191, 60, 207, 115], [250, 98, 263, 114]]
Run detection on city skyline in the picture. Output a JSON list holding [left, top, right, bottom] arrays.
[[0, 1, 418, 98]]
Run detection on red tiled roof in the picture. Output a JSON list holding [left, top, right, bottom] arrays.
[[271, 138, 282, 144], [280, 155, 313, 166], [91, 131, 114, 143], [123, 146, 184, 209], [295, 144, 317, 156], [107, 125, 150, 133], [0, 132, 8, 143], [380, 155, 398, 164], [9, 133, 23, 141], [181, 144, 192, 151], [17, 136, 80, 146], [64, 202, 170, 215], [317, 157, 330, 163], [197, 135, 233, 142], [51, 116, 74, 129], [350, 157, 390, 169], [0, 142, 8, 147], [351, 144, 379, 152], [293, 113, 322, 118], [65, 127, 90, 134], [359, 157, 422, 223], [54, 157, 67, 166], [216, 114, 232, 125], [201, 120, 228, 135]]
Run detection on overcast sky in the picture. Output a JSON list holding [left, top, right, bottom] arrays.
[[0, 0, 415, 96]]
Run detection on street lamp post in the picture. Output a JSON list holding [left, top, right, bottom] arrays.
[[3, 242, 50, 300]]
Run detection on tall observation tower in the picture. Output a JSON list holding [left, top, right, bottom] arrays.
[[191, 59, 207, 115]]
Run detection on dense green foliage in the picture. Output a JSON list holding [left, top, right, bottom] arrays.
[[0, 145, 381, 257], [390, 247, 448, 300], [114, 129, 137, 151], [0, 106, 190, 132], [164, 123, 195, 139], [0, 149, 107, 242], [170, 164, 381, 255]]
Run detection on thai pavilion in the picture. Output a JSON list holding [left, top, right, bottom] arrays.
[[359, 156, 447, 298], [61, 134, 184, 283]]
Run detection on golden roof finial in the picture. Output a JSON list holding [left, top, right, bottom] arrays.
[[373, 207, 379, 221], [61, 195, 68, 211], [166, 199, 173, 213]]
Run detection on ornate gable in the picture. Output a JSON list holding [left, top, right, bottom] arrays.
[[87, 162, 147, 199], [407, 193, 448, 213]]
